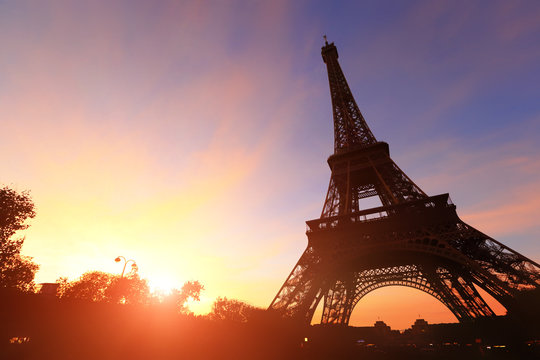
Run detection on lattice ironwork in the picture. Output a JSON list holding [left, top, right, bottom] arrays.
[[321, 41, 377, 153], [321, 264, 495, 324], [268, 41, 540, 325]]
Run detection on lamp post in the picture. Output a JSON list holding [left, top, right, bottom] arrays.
[[114, 256, 137, 278]]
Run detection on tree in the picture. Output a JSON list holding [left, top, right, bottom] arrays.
[[161, 280, 204, 313], [59, 271, 115, 302], [59, 270, 151, 304], [209, 297, 259, 322], [0, 186, 39, 291], [106, 273, 151, 304], [58, 271, 204, 310]]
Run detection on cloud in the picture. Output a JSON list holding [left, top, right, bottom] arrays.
[[3, 0, 539, 323], [402, 126, 540, 261], [461, 183, 540, 236], [1, 0, 325, 315]]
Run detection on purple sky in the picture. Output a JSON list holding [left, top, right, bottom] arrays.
[[1, 0, 539, 329]]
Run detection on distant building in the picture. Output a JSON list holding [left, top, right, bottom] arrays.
[[38, 282, 59, 296], [373, 320, 392, 335], [410, 318, 429, 335]]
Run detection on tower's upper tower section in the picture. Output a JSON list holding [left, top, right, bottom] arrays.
[[322, 40, 377, 154]]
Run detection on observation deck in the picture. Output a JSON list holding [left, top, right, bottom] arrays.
[[306, 194, 454, 234]]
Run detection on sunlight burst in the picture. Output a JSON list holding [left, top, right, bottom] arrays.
[[148, 277, 176, 296]]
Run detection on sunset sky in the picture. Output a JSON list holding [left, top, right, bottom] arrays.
[[2, 0, 540, 330]]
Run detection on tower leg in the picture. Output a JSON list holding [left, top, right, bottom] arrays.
[[429, 267, 495, 321], [269, 246, 328, 322], [321, 274, 356, 324]]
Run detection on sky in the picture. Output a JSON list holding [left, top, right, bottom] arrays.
[[1, 0, 540, 330]]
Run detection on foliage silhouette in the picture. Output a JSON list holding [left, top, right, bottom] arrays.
[[106, 274, 151, 304], [210, 296, 261, 322], [58, 270, 151, 304], [0, 186, 39, 291], [0, 289, 305, 360], [161, 280, 204, 313], [505, 287, 540, 335], [58, 271, 203, 313]]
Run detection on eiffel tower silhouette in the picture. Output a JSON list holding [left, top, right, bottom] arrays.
[[269, 40, 540, 324]]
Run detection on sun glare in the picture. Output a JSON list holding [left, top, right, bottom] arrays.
[[187, 295, 213, 315], [148, 277, 176, 296]]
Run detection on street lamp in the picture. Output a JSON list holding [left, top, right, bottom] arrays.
[[114, 256, 137, 278]]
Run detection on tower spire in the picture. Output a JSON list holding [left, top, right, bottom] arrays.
[[321, 41, 377, 153]]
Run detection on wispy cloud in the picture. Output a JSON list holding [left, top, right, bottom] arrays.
[[2, 0, 539, 325]]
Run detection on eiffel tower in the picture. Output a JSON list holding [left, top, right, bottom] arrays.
[[269, 40, 540, 325]]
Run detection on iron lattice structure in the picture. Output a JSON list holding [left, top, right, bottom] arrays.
[[269, 41, 540, 324]]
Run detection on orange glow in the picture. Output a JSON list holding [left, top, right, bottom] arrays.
[[2, 1, 539, 330], [148, 277, 176, 296]]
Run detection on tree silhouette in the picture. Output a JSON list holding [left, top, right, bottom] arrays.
[[106, 273, 151, 304], [0, 186, 39, 291], [58, 271, 203, 311], [59, 271, 150, 304], [209, 297, 258, 322], [59, 271, 114, 301], [161, 280, 204, 313]]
